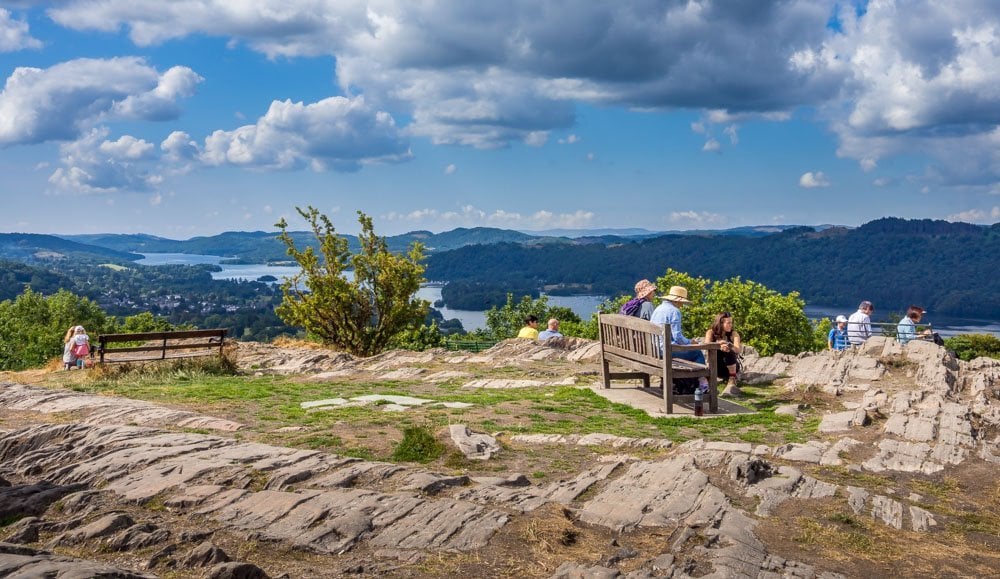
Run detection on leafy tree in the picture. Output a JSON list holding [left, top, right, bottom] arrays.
[[652, 270, 815, 356], [484, 294, 549, 341], [275, 207, 428, 357], [119, 312, 175, 334], [483, 294, 582, 341], [944, 333, 1000, 361], [388, 322, 445, 351], [0, 288, 113, 370]]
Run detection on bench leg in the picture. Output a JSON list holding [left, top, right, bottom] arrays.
[[601, 357, 611, 388], [663, 367, 673, 415], [709, 355, 719, 413]]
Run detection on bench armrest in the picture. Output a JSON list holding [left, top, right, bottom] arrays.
[[672, 342, 721, 352]]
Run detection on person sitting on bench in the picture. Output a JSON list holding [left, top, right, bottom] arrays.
[[650, 285, 709, 395]]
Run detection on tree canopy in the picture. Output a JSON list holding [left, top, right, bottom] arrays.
[[275, 207, 428, 357]]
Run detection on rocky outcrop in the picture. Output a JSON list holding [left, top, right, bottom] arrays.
[[0, 541, 156, 578], [0, 382, 243, 431], [3, 335, 1000, 577]]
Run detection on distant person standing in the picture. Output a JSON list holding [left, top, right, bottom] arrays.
[[537, 318, 563, 341], [847, 301, 874, 346], [517, 315, 540, 340], [70, 325, 90, 369], [828, 315, 850, 351]]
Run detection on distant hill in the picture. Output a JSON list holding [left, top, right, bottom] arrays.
[[0, 259, 75, 300], [426, 218, 1000, 318], [58, 224, 835, 264], [0, 234, 142, 264], [519, 224, 838, 238], [60, 227, 547, 263]]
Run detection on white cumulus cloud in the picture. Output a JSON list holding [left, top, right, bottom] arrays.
[[0, 8, 41, 52], [384, 205, 594, 230], [669, 211, 726, 226], [49, 127, 162, 193], [0, 57, 199, 146], [799, 171, 830, 188], [947, 206, 1000, 223], [200, 96, 410, 171]]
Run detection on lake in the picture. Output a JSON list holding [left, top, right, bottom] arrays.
[[135, 253, 302, 282], [136, 253, 999, 336]]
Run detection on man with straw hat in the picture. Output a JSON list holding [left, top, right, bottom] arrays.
[[650, 285, 710, 395]]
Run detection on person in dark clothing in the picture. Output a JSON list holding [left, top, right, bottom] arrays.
[[705, 312, 742, 397]]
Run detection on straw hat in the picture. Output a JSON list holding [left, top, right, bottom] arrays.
[[664, 286, 691, 303], [634, 279, 657, 299]]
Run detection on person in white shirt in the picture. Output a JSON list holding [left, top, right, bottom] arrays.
[[847, 301, 874, 346]]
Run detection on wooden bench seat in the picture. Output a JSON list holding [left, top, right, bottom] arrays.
[[97, 329, 227, 364], [598, 313, 719, 414]]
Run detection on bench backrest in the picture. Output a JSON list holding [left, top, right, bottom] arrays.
[[97, 329, 227, 363], [598, 313, 671, 367]]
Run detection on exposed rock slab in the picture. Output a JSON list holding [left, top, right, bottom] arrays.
[[0, 424, 509, 557], [0, 541, 155, 578], [449, 424, 500, 460], [0, 382, 243, 431]]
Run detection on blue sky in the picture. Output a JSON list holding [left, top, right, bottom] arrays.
[[1, 0, 999, 237]]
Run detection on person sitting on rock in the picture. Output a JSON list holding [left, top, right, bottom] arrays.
[[897, 305, 937, 345], [847, 301, 874, 346], [62, 326, 78, 370], [828, 315, 849, 351], [537, 318, 563, 341], [516, 315, 540, 340]]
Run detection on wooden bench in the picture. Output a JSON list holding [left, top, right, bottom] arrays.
[[598, 313, 719, 414], [97, 329, 228, 364]]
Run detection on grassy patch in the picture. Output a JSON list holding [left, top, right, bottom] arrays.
[[793, 515, 881, 557], [816, 466, 897, 493], [391, 426, 445, 463], [911, 477, 959, 499]]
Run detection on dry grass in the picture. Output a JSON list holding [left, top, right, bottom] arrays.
[[270, 336, 328, 350]]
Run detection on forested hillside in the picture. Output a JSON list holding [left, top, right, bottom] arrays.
[[0, 233, 141, 263], [426, 219, 1000, 317], [61, 227, 542, 263]]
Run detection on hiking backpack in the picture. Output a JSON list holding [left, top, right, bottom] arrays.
[[619, 297, 644, 317]]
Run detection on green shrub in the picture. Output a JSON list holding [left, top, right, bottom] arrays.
[[391, 426, 445, 463], [944, 333, 1000, 361], [483, 294, 581, 340]]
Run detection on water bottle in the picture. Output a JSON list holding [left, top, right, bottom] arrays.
[[694, 387, 704, 417]]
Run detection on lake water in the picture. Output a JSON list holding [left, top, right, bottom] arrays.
[[135, 253, 302, 282], [135, 253, 999, 336]]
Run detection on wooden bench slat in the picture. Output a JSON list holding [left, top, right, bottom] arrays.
[[101, 342, 225, 354], [99, 329, 226, 343]]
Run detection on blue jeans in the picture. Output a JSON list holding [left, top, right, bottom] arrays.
[[673, 348, 705, 365]]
